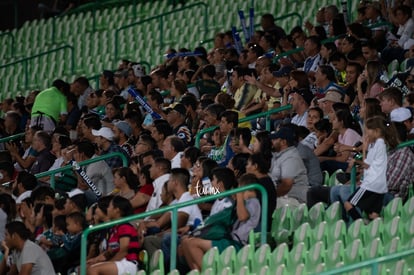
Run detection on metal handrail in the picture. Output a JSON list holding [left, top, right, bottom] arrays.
[[0, 31, 15, 58], [316, 247, 414, 275], [0, 133, 25, 144], [195, 104, 292, 148], [0, 45, 75, 91], [79, 183, 268, 275], [35, 152, 128, 188], [114, 2, 209, 60]]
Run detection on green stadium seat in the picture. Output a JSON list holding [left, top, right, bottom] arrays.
[[383, 236, 400, 255], [388, 60, 400, 78], [217, 245, 236, 272], [271, 204, 293, 244], [382, 216, 400, 244], [138, 250, 148, 272], [202, 246, 218, 273], [311, 221, 327, 245], [218, 266, 231, 275], [136, 270, 146, 275], [346, 219, 365, 246], [270, 263, 285, 275], [235, 265, 250, 275], [168, 269, 180, 275], [235, 244, 253, 272], [325, 240, 345, 269], [325, 201, 342, 223], [362, 218, 383, 245], [285, 263, 307, 275], [328, 169, 344, 187], [400, 215, 414, 244], [308, 202, 325, 228], [257, 265, 270, 275], [322, 170, 330, 186], [293, 222, 311, 248], [149, 249, 164, 275], [383, 197, 403, 221], [402, 196, 414, 219], [325, 219, 346, 245], [363, 237, 383, 260], [343, 238, 363, 265], [201, 267, 214, 275], [290, 203, 308, 231], [187, 270, 200, 275], [306, 241, 325, 269], [381, 259, 408, 275], [252, 244, 271, 274], [271, 242, 289, 267], [286, 242, 307, 267]]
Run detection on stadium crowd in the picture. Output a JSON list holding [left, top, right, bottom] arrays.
[[1, 0, 414, 274]]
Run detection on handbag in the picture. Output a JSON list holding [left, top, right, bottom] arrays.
[[191, 204, 236, 240]]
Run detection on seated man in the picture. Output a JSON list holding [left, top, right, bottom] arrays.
[[141, 168, 203, 257]]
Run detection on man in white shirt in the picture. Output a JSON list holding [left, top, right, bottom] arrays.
[[142, 168, 202, 257], [146, 157, 171, 212], [162, 135, 184, 169], [290, 88, 314, 127]]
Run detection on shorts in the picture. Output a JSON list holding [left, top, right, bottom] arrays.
[[115, 258, 138, 275], [348, 187, 384, 214], [212, 239, 242, 253]]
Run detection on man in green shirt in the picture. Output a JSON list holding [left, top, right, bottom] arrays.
[[30, 80, 68, 133]]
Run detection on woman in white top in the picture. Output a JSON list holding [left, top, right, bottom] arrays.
[[345, 116, 400, 220]]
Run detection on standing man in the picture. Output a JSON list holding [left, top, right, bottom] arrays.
[[30, 79, 69, 133]]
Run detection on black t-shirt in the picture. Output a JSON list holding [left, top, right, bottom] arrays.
[[256, 176, 277, 231]]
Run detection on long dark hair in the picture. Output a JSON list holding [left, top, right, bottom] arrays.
[[114, 167, 139, 192], [336, 109, 362, 135], [365, 116, 399, 149]]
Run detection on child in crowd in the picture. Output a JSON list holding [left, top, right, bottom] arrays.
[[180, 173, 261, 271], [48, 212, 87, 274], [344, 116, 399, 220], [37, 215, 66, 251]]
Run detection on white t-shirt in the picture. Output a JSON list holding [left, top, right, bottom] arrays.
[[170, 152, 183, 169], [210, 197, 233, 216], [145, 173, 171, 212], [171, 191, 203, 226], [291, 111, 308, 127], [361, 138, 388, 194]]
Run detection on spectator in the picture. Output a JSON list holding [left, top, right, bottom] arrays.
[[0, 221, 55, 274], [29, 131, 55, 175], [113, 120, 134, 158], [92, 126, 129, 169], [163, 135, 185, 169], [166, 103, 193, 146], [30, 80, 69, 133], [269, 127, 309, 207], [70, 77, 94, 110], [87, 196, 140, 275], [146, 158, 171, 212]]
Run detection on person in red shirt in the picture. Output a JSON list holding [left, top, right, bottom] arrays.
[[87, 196, 140, 275]]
